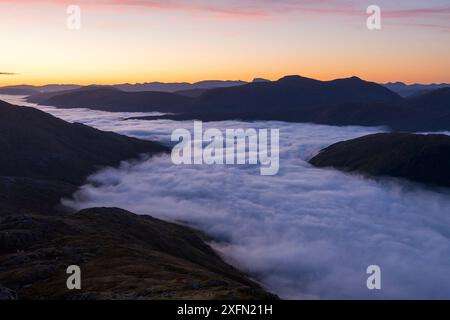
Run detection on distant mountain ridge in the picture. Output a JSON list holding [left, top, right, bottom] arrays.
[[4, 78, 448, 97], [0, 84, 82, 95], [113, 79, 250, 92], [0, 79, 262, 96], [10, 74, 450, 132], [28, 85, 194, 113], [191, 75, 402, 113], [383, 82, 450, 97], [127, 76, 450, 132], [115, 78, 270, 92], [28, 74, 401, 112]]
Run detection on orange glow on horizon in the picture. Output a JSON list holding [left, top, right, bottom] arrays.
[[1, 1, 449, 86]]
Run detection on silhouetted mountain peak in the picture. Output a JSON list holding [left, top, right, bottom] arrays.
[[347, 76, 363, 81], [386, 81, 407, 86], [252, 78, 271, 83], [78, 85, 121, 92], [331, 76, 368, 85], [277, 75, 319, 85], [194, 80, 246, 86]]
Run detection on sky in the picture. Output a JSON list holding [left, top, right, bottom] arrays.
[[0, 0, 449, 85]]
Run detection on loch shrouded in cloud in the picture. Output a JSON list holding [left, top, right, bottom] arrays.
[[1, 0, 449, 86], [2, 95, 449, 299], [25, 101, 450, 299]]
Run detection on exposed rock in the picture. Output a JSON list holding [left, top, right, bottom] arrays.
[[0, 285, 18, 300]]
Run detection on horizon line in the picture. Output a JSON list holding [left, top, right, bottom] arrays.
[[1, 75, 450, 87]]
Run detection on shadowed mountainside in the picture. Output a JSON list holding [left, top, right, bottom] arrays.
[[0, 88, 39, 96], [129, 77, 450, 132], [191, 75, 402, 112], [28, 86, 194, 113], [309, 133, 450, 188], [0, 85, 81, 96], [0, 99, 168, 184], [23, 75, 450, 131], [0, 99, 168, 213], [408, 87, 450, 111], [29, 75, 414, 128], [30, 75, 401, 113]]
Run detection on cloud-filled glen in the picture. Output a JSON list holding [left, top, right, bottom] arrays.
[[3, 95, 450, 299], [66, 121, 450, 299]]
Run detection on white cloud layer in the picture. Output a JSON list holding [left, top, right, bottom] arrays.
[[3, 94, 450, 299]]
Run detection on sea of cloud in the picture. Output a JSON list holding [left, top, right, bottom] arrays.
[[2, 94, 450, 299]]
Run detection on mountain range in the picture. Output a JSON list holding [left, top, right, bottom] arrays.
[[0, 85, 82, 96], [0, 79, 265, 96], [27, 86, 193, 113], [22, 75, 450, 132], [383, 82, 450, 97], [3, 78, 448, 97]]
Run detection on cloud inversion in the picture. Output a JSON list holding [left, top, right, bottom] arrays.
[[3, 94, 450, 299]]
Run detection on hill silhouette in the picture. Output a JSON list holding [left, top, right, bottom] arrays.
[[384, 82, 450, 97], [24, 75, 450, 131], [310, 133, 450, 187], [28, 86, 193, 113]]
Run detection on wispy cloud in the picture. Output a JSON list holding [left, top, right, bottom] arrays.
[[1, 0, 449, 29], [384, 6, 450, 19], [0, 72, 17, 75], [104, 0, 450, 31], [0, 0, 447, 18]]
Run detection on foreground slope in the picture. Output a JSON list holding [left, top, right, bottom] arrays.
[[309, 133, 450, 187], [0, 208, 274, 300]]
